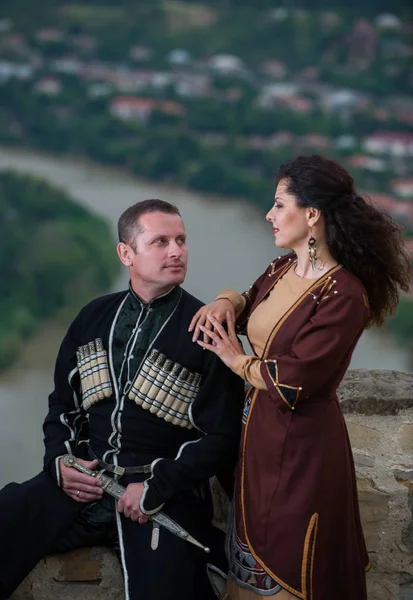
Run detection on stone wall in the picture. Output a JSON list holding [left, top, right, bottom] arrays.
[[11, 369, 413, 600], [340, 370, 413, 600]]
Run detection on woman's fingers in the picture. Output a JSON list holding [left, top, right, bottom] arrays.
[[189, 300, 234, 341], [226, 310, 238, 341], [202, 317, 215, 343], [196, 339, 219, 354], [191, 309, 208, 342], [199, 325, 222, 344], [206, 315, 229, 340]]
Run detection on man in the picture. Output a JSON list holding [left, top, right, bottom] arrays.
[[0, 200, 244, 600]]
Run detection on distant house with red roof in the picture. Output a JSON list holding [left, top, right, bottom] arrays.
[[363, 132, 413, 156], [391, 178, 413, 199], [110, 96, 185, 124], [366, 192, 413, 225], [34, 76, 62, 95], [110, 96, 155, 123], [159, 100, 186, 116], [35, 28, 65, 43], [347, 154, 387, 172]]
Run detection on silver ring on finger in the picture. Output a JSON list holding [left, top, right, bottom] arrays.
[[76, 490, 81, 497]]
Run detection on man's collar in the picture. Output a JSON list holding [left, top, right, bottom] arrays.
[[128, 283, 181, 309]]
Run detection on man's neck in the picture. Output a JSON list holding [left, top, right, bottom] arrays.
[[130, 282, 176, 305]]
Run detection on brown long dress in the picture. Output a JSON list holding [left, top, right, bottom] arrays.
[[218, 253, 369, 600]]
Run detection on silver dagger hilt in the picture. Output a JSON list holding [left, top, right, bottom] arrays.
[[62, 454, 210, 553]]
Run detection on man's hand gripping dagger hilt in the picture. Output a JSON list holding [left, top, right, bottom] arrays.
[[62, 454, 210, 553]]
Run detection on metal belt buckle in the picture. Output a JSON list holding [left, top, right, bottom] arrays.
[[113, 465, 125, 476]]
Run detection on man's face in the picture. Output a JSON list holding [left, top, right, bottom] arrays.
[[119, 211, 188, 295]]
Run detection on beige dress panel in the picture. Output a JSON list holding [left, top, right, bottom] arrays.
[[218, 266, 319, 390]]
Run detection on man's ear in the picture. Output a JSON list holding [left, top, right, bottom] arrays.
[[117, 242, 134, 267]]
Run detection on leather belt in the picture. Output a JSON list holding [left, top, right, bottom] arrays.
[[88, 448, 152, 477]]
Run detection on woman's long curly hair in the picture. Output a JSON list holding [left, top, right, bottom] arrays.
[[277, 154, 412, 327]]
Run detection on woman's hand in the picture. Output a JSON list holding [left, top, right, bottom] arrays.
[[196, 312, 245, 368], [189, 299, 235, 343]]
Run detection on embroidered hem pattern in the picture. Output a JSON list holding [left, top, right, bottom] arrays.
[[227, 515, 282, 595]]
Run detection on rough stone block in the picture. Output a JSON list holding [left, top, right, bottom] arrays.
[[400, 572, 413, 600], [393, 467, 413, 553], [11, 547, 124, 600], [339, 370, 413, 415], [357, 475, 390, 552], [347, 422, 382, 451], [399, 424, 413, 455], [353, 450, 376, 467], [366, 571, 398, 600]]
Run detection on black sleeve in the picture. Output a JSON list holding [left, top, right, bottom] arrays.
[[42, 309, 89, 485], [140, 351, 245, 514]]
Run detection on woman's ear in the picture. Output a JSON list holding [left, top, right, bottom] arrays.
[[306, 207, 321, 229]]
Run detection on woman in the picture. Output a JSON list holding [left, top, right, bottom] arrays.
[[189, 155, 411, 600]]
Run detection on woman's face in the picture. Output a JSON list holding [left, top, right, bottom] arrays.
[[266, 179, 310, 249]]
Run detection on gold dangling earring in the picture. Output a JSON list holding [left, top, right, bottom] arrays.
[[308, 234, 318, 270]]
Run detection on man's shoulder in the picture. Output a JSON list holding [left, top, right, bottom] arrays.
[[79, 290, 128, 318], [179, 288, 205, 312]]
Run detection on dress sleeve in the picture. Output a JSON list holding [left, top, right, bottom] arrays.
[[231, 355, 267, 390], [215, 289, 246, 317], [257, 289, 369, 410]]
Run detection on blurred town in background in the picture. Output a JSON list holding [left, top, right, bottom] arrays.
[[0, 1, 412, 212], [0, 0, 412, 370]]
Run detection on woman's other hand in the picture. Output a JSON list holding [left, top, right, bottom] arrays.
[[189, 299, 235, 342], [196, 312, 244, 368]]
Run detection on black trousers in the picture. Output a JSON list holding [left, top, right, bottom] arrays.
[[0, 472, 225, 600]]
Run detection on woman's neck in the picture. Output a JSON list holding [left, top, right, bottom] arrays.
[[293, 240, 338, 279]]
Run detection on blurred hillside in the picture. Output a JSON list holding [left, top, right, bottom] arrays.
[[0, 170, 118, 369]]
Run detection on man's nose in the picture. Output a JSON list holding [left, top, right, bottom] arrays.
[[168, 242, 183, 257]]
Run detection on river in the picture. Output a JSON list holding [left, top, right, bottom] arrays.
[[0, 146, 410, 487]]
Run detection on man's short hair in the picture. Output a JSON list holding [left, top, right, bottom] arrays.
[[118, 199, 181, 248]]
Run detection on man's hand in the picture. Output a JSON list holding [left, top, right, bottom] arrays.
[[59, 457, 103, 503], [117, 482, 149, 524]]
